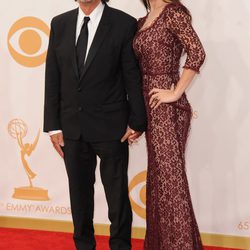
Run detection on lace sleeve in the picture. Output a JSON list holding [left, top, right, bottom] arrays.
[[168, 5, 206, 73]]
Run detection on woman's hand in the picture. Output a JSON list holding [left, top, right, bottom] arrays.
[[149, 85, 181, 109]]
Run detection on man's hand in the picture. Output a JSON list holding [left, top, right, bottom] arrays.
[[121, 127, 142, 145], [50, 132, 64, 158]]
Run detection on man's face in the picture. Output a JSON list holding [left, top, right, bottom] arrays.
[[78, 0, 95, 3]]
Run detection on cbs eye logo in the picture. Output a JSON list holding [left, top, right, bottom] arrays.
[[129, 171, 147, 219], [7, 16, 49, 67]]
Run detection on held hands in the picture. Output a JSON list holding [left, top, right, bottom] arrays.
[[121, 127, 142, 145], [149, 84, 181, 109], [50, 132, 64, 158]]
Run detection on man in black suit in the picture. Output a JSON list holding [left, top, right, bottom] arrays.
[[43, 0, 146, 249]]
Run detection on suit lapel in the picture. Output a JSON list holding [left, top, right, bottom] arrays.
[[69, 8, 79, 79], [80, 5, 111, 80]]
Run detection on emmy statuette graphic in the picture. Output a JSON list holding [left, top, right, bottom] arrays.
[[8, 119, 49, 201]]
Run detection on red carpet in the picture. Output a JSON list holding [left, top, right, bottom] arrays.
[[0, 228, 241, 250]]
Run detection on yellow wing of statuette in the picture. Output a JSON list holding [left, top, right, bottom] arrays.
[[30, 129, 40, 152]]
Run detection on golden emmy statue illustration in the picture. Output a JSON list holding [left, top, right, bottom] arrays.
[[8, 119, 49, 201]]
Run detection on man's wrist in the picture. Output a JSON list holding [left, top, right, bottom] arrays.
[[48, 130, 62, 136]]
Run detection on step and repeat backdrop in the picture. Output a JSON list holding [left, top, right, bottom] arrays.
[[0, 0, 250, 246]]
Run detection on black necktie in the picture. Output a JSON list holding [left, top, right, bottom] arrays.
[[76, 16, 90, 75]]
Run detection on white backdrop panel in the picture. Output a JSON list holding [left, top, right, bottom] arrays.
[[0, 0, 250, 238]]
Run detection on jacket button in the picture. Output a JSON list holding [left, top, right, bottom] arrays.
[[78, 107, 83, 112], [78, 87, 82, 92]]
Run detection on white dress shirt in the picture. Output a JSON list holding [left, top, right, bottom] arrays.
[[49, 2, 105, 136]]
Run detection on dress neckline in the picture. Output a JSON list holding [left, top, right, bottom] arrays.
[[138, 3, 172, 34]]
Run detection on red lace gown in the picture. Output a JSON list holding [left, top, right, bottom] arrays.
[[133, 3, 206, 250]]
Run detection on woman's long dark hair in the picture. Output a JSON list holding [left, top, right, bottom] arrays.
[[142, 0, 191, 17]]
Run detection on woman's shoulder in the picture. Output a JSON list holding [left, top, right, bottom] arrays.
[[137, 15, 147, 29], [165, 2, 191, 18], [137, 15, 147, 23]]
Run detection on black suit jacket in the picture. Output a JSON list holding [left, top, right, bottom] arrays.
[[44, 4, 147, 141]]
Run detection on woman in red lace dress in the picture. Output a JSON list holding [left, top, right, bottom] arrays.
[[133, 0, 205, 249]]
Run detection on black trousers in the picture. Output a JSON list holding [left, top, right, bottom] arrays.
[[63, 137, 132, 250]]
